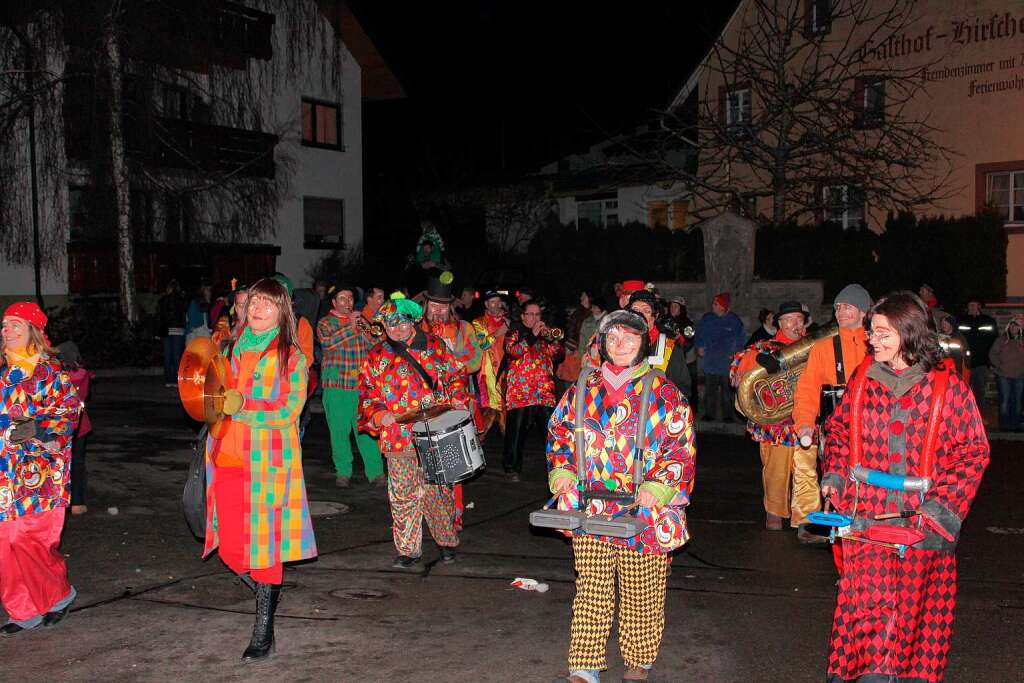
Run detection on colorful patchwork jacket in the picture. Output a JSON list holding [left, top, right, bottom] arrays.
[[822, 361, 989, 551], [317, 312, 377, 391], [546, 364, 695, 554], [504, 328, 561, 410], [421, 317, 489, 374], [358, 331, 470, 453], [0, 357, 81, 522], [730, 334, 801, 446], [473, 314, 508, 410], [203, 336, 317, 568]]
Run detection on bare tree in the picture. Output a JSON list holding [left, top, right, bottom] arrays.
[[662, 0, 957, 225]]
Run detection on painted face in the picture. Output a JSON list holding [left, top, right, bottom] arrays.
[[385, 321, 415, 343], [247, 295, 281, 333], [1, 316, 32, 350], [869, 313, 903, 367], [777, 312, 805, 340], [605, 325, 643, 367], [426, 301, 449, 323], [834, 302, 863, 330], [332, 289, 355, 315]]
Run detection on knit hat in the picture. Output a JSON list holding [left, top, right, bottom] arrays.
[[271, 272, 293, 297], [776, 300, 806, 320], [620, 280, 645, 295], [4, 301, 48, 332], [373, 292, 423, 326], [713, 292, 731, 310], [834, 283, 872, 313]]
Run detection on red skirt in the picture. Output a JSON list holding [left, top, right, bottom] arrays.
[[212, 467, 282, 585], [827, 542, 956, 682]]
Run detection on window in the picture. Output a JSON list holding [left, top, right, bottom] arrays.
[[301, 98, 342, 149], [720, 86, 751, 127], [804, 0, 832, 37], [854, 78, 885, 128], [670, 200, 689, 230], [823, 184, 865, 229], [160, 83, 188, 120], [304, 196, 345, 248], [649, 202, 669, 228], [576, 197, 618, 227], [986, 171, 1024, 224]]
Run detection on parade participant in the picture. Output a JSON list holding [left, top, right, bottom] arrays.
[[821, 291, 989, 683], [547, 310, 695, 683], [421, 272, 488, 376], [203, 278, 316, 661], [695, 292, 746, 422], [363, 286, 387, 320], [626, 289, 691, 397], [473, 290, 510, 439], [56, 342, 93, 516], [956, 299, 999, 406], [0, 302, 82, 635], [358, 293, 469, 569], [794, 285, 871, 449], [731, 301, 819, 539], [317, 283, 384, 488], [452, 285, 476, 322], [502, 301, 562, 481], [617, 279, 646, 309]]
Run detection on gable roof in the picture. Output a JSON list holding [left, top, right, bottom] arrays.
[[315, 0, 405, 101], [667, 0, 745, 112]]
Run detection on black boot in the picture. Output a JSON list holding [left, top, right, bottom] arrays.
[[241, 583, 280, 662]]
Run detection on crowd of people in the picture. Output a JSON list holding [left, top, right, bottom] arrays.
[[1, 258, 1016, 682]]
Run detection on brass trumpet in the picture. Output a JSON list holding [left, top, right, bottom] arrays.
[[356, 316, 385, 338], [540, 327, 564, 341]]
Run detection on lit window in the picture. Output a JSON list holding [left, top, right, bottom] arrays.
[[671, 200, 689, 230], [649, 202, 669, 228], [301, 99, 342, 149], [986, 171, 1024, 224]]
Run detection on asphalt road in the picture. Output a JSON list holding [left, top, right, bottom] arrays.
[[1, 376, 1022, 682]]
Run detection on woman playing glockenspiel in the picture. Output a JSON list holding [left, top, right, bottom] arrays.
[[820, 291, 989, 682]]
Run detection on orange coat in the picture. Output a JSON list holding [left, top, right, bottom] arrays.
[[297, 317, 314, 371], [792, 326, 868, 431]]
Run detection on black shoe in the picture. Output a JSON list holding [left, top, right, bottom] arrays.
[[392, 555, 420, 569], [42, 605, 70, 627], [241, 583, 281, 662], [439, 548, 457, 564], [0, 622, 27, 636]]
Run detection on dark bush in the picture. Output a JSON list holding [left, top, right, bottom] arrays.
[[46, 301, 161, 368]]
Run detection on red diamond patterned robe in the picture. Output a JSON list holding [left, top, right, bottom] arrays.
[[821, 360, 989, 682]]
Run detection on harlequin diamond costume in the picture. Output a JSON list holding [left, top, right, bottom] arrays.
[[358, 294, 470, 567], [546, 311, 695, 683], [821, 351, 989, 681], [730, 301, 821, 533], [0, 302, 82, 635], [473, 291, 509, 438]]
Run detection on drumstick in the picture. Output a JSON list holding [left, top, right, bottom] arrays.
[[874, 510, 920, 520], [610, 502, 638, 519]]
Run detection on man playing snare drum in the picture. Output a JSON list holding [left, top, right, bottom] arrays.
[[546, 310, 695, 683], [358, 293, 470, 569]]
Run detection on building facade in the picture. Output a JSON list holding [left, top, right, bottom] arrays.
[[673, 0, 1024, 298]]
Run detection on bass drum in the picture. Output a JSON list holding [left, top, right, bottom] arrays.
[[410, 409, 486, 485]]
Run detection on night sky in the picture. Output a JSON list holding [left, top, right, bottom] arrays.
[[356, 2, 738, 191]]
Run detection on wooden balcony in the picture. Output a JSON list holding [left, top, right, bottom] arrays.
[[68, 241, 280, 295]]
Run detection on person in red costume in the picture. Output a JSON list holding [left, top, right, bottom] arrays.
[[473, 290, 510, 439], [821, 291, 989, 683]]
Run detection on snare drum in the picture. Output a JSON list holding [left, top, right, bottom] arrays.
[[410, 409, 486, 485]]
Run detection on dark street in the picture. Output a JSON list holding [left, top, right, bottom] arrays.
[[1, 375, 1022, 682]]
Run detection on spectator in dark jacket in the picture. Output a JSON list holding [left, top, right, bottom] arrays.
[[990, 317, 1024, 432], [157, 280, 187, 387], [694, 292, 746, 421], [956, 300, 999, 406], [746, 308, 776, 347]]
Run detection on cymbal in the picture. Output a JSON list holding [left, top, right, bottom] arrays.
[[393, 403, 451, 425], [178, 336, 233, 428]]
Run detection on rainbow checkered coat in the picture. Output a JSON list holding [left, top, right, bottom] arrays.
[[546, 364, 695, 554], [0, 357, 81, 522], [203, 339, 317, 568]]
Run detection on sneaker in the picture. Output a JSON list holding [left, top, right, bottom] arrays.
[[392, 555, 420, 569], [439, 547, 457, 564], [335, 475, 350, 488]]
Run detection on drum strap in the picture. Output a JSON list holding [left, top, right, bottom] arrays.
[[387, 338, 437, 392], [832, 334, 846, 385], [573, 367, 662, 507]]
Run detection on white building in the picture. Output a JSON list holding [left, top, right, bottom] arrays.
[[0, 0, 401, 305]]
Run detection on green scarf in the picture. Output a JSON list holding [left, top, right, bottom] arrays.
[[234, 325, 279, 357]]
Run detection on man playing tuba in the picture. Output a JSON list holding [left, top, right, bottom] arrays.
[[731, 301, 819, 541]]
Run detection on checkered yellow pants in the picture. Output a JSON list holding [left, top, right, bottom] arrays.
[[568, 536, 669, 671]]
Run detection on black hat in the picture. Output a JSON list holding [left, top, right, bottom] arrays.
[[776, 300, 806, 320], [626, 289, 659, 311], [482, 289, 503, 302], [425, 271, 455, 303]]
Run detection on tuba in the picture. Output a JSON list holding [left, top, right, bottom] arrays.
[[735, 324, 971, 425]]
